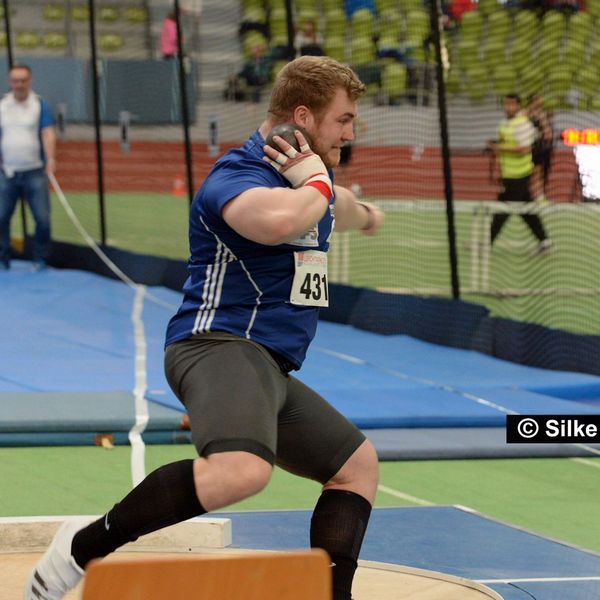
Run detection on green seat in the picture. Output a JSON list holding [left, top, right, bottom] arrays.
[[43, 3, 66, 20], [16, 31, 40, 49], [491, 63, 517, 98], [586, 0, 600, 19], [296, 0, 319, 12], [0, 31, 7, 48], [445, 66, 462, 95], [243, 7, 267, 24], [477, 0, 500, 17], [297, 8, 319, 25], [376, 0, 398, 12], [537, 37, 560, 74], [459, 9, 482, 43], [351, 8, 375, 39], [486, 10, 510, 45], [590, 38, 600, 68], [567, 11, 593, 44], [321, 0, 343, 11], [574, 64, 600, 103], [519, 64, 544, 98], [398, 0, 423, 14], [350, 35, 376, 64], [511, 37, 533, 75], [71, 5, 89, 20], [325, 8, 347, 37], [269, 7, 288, 38], [483, 38, 506, 71], [456, 37, 480, 72], [99, 33, 123, 51], [405, 8, 429, 44], [464, 65, 489, 101], [381, 62, 407, 102], [379, 8, 402, 39], [562, 37, 586, 74], [124, 6, 147, 23], [98, 5, 119, 22], [541, 11, 566, 45], [43, 31, 68, 49], [545, 65, 572, 107], [513, 10, 537, 43], [324, 35, 346, 61]]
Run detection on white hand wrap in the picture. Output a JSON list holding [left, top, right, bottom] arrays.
[[265, 140, 333, 199]]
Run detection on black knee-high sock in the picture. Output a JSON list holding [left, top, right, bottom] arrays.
[[310, 489, 372, 600], [71, 459, 205, 569]]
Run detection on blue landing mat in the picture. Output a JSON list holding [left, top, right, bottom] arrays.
[[3, 263, 600, 456], [218, 506, 600, 600]]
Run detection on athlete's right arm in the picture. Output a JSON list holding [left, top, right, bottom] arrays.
[[222, 131, 332, 246], [222, 185, 329, 246]]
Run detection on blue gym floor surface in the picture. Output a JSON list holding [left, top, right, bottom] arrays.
[[3, 262, 600, 600], [222, 506, 600, 600], [1, 261, 600, 458]]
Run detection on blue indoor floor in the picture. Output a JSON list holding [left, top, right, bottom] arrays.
[[220, 506, 600, 600]]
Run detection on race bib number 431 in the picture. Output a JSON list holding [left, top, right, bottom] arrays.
[[290, 250, 329, 307]]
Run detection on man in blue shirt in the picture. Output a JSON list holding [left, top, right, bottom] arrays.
[[0, 64, 56, 271], [26, 56, 384, 600]]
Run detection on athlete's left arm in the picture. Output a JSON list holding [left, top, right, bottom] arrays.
[[333, 185, 384, 236], [41, 126, 57, 176]]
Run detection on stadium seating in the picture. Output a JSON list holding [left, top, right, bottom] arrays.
[[486, 10, 510, 45], [379, 7, 402, 38], [43, 32, 68, 49], [324, 35, 346, 61], [491, 63, 517, 98], [351, 34, 377, 64], [16, 31, 40, 49], [458, 9, 483, 43], [43, 3, 66, 21], [351, 8, 375, 39], [381, 62, 407, 103], [99, 33, 124, 51], [405, 8, 429, 45], [541, 10, 566, 44], [574, 64, 600, 109], [324, 8, 347, 37], [464, 64, 489, 101]]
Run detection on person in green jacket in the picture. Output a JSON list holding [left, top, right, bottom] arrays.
[[486, 93, 552, 255]]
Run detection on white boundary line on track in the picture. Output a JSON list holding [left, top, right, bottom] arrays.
[[570, 457, 600, 468], [129, 285, 149, 487], [476, 576, 600, 584], [376, 484, 434, 506]]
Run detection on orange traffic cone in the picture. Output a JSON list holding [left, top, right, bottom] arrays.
[[172, 174, 185, 197]]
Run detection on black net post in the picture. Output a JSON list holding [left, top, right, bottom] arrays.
[[430, 0, 460, 299], [88, 0, 107, 246], [174, 0, 195, 205]]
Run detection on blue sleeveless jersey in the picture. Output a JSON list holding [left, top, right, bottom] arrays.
[[165, 130, 335, 370]]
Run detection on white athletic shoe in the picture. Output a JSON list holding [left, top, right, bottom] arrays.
[[24, 518, 92, 600]]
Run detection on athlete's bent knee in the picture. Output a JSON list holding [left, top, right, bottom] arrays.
[[324, 440, 379, 504], [193, 451, 273, 511]]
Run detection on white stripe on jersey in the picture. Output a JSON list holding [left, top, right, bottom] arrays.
[[193, 216, 264, 338], [193, 218, 238, 334], [238, 258, 263, 339]]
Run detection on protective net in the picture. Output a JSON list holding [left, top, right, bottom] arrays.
[[2, 0, 600, 343]]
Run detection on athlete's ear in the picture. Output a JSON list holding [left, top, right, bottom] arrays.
[[293, 105, 314, 130]]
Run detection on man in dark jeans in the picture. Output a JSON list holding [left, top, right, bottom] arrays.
[[487, 93, 552, 256]]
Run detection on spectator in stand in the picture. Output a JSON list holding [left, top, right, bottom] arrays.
[[344, 0, 376, 19], [160, 9, 179, 59], [448, 0, 476, 22], [526, 94, 554, 204], [226, 43, 273, 103], [0, 64, 57, 272], [294, 20, 324, 56], [487, 93, 552, 255]]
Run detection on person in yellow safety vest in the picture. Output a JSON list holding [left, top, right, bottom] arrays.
[[486, 93, 553, 256]]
